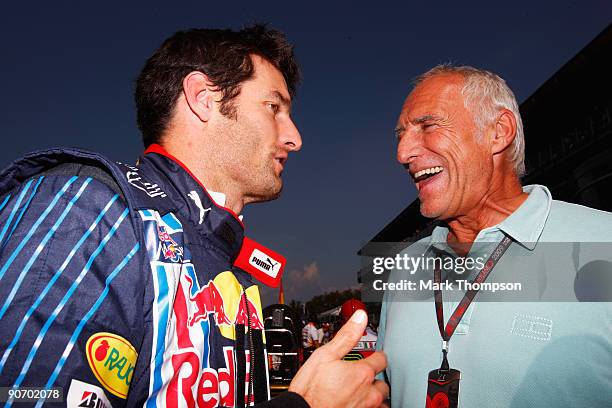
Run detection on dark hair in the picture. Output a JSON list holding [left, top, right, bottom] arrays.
[[135, 24, 301, 147]]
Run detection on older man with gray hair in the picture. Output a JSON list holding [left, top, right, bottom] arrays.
[[376, 65, 612, 407]]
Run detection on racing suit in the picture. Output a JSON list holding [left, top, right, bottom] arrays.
[[0, 145, 308, 407]]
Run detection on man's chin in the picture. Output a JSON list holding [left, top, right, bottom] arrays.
[[419, 201, 444, 219], [248, 182, 283, 204]]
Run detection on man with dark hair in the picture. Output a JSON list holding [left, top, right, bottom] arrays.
[[135, 25, 301, 148], [0, 25, 388, 407]]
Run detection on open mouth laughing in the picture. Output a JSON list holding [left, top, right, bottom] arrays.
[[412, 166, 444, 183]]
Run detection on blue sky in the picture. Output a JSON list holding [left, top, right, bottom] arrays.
[[1, 1, 610, 306]]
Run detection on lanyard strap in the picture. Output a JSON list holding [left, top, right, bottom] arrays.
[[433, 234, 513, 370]]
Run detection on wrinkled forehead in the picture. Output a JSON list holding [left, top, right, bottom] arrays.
[[399, 74, 465, 121]]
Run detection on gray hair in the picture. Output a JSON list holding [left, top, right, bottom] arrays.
[[414, 64, 525, 177]]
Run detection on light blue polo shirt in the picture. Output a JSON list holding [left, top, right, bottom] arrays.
[[377, 185, 612, 407]]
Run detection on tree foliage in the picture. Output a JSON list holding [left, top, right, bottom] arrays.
[[304, 288, 361, 316]]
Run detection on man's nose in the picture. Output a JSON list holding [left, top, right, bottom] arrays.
[[396, 130, 423, 165], [281, 117, 302, 152]]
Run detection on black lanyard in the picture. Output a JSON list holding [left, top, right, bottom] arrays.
[[433, 234, 513, 371]]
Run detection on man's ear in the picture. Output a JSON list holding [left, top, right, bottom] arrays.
[[491, 109, 517, 155], [182, 71, 216, 122]]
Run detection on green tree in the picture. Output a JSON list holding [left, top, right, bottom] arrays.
[[305, 288, 361, 316]]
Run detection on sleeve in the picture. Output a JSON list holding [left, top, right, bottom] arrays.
[[255, 391, 310, 408], [0, 174, 147, 407]]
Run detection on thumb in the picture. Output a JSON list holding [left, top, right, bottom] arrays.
[[322, 310, 367, 360]]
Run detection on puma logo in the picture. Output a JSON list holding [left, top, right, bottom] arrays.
[[188, 191, 211, 224], [249, 248, 282, 278], [266, 257, 278, 269]]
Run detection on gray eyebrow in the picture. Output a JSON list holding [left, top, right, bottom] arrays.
[[395, 113, 445, 138], [413, 114, 442, 124]]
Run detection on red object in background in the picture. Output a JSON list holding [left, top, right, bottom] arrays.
[[340, 299, 367, 323]]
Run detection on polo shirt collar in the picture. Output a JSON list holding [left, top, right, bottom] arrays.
[[428, 184, 552, 251], [496, 184, 551, 249]]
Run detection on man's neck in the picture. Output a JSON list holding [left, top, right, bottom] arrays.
[[188, 169, 246, 215], [197, 176, 245, 214], [445, 180, 527, 255], [159, 140, 246, 215]]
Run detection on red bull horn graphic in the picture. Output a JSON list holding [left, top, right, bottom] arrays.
[[184, 273, 265, 331], [184, 275, 233, 327]]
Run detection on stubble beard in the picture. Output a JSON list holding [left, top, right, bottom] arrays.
[[218, 113, 283, 205], [245, 163, 283, 204]]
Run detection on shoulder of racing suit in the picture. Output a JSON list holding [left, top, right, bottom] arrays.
[[0, 147, 279, 407]]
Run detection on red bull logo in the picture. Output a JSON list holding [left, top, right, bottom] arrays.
[[158, 225, 183, 262], [181, 271, 265, 341], [185, 274, 265, 331], [153, 270, 268, 406], [184, 275, 233, 327]]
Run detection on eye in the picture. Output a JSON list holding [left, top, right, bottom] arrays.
[[422, 123, 438, 131], [266, 102, 280, 114]]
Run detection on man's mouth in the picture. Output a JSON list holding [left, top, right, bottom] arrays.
[[274, 156, 287, 172], [413, 166, 444, 183]]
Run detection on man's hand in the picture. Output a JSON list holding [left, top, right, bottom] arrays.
[[289, 310, 389, 408]]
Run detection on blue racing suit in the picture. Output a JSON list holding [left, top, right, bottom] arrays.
[[0, 145, 307, 408]]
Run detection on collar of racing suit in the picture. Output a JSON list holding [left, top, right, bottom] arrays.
[[143, 144, 285, 289], [143, 143, 246, 259]]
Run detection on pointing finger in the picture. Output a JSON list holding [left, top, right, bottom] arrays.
[[320, 310, 368, 360]]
